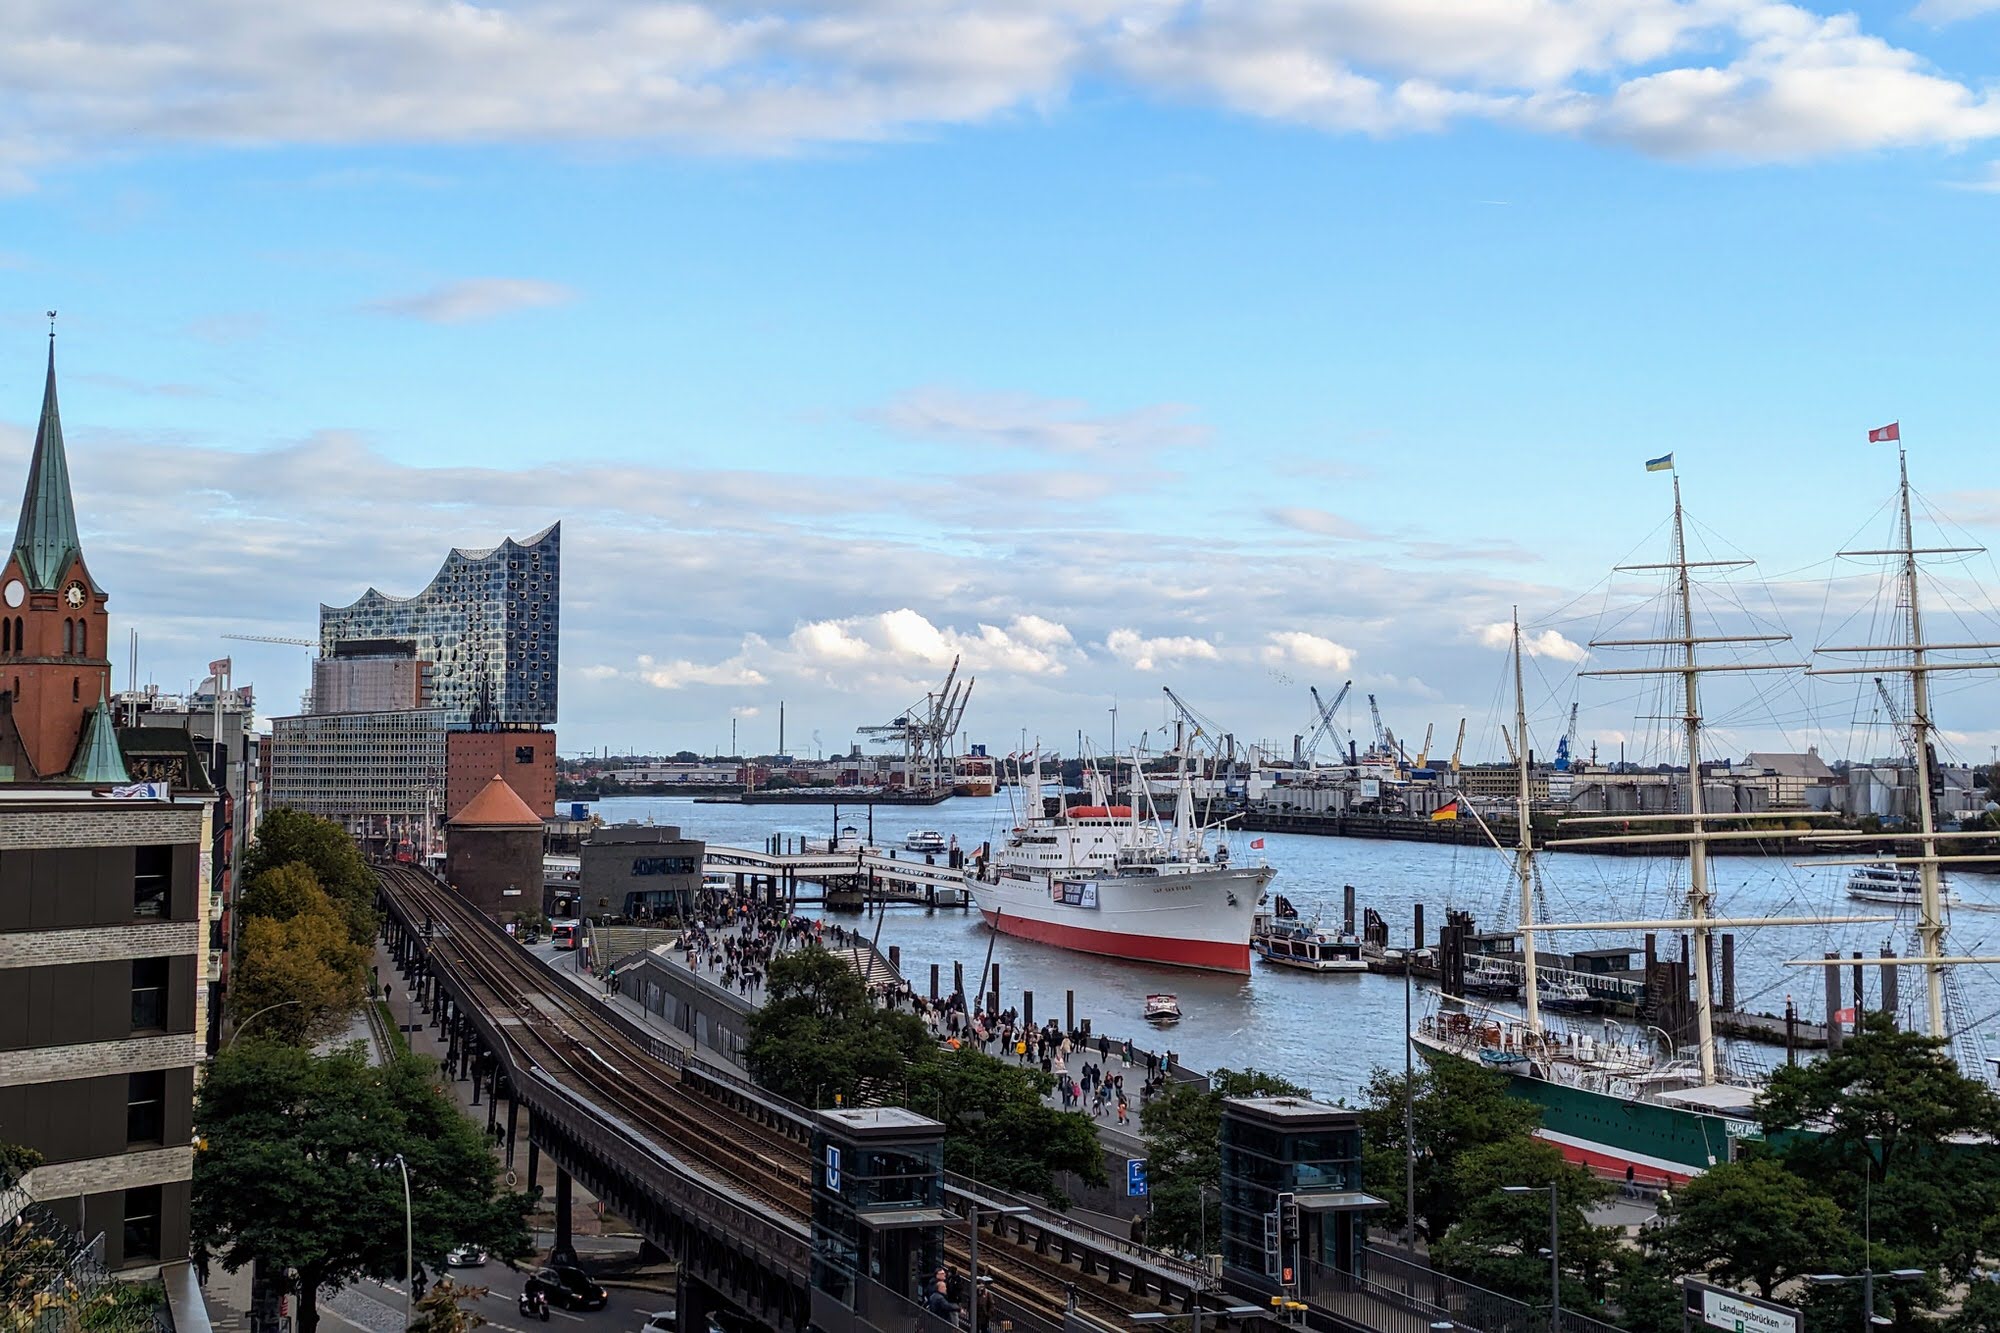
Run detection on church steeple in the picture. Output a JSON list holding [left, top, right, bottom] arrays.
[[13, 316, 81, 593]]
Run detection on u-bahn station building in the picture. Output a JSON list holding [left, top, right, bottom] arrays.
[[0, 340, 218, 1278]]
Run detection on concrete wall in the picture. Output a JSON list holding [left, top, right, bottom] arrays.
[[623, 950, 756, 1064]]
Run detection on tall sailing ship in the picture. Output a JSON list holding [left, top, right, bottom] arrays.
[[969, 752, 1273, 973], [1414, 444, 1997, 1184]]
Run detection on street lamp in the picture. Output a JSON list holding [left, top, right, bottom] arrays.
[[389, 1153, 414, 1329], [224, 1000, 304, 1051], [1502, 1184, 1560, 1328], [965, 1203, 1029, 1333], [1808, 1268, 1926, 1332]]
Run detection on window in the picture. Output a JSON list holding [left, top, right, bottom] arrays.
[[62, 619, 72, 654], [2, 618, 9, 652], [131, 958, 168, 1032], [122, 1185, 161, 1262], [134, 845, 172, 918], [76, 619, 85, 656], [72, 677, 79, 702], [127, 1070, 165, 1145]]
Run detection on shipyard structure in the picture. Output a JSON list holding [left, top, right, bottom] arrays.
[[267, 523, 561, 855]]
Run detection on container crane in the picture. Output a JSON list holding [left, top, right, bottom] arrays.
[[858, 656, 975, 792]]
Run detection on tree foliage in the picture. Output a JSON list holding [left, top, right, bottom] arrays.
[[231, 868, 370, 1045], [1430, 1137, 1614, 1307], [242, 808, 378, 944], [409, 1278, 488, 1333], [1645, 1157, 1853, 1298], [746, 946, 1105, 1205], [1358, 1056, 1542, 1241], [1139, 1067, 1309, 1255], [193, 1042, 529, 1333], [747, 946, 931, 1107]]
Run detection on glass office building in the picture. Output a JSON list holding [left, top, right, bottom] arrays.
[[319, 523, 559, 725]]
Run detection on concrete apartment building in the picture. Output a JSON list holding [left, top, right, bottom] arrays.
[[0, 335, 215, 1276]]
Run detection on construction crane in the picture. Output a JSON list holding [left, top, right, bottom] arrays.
[[1303, 681, 1353, 767], [857, 656, 975, 793], [1875, 676, 1920, 764], [221, 632, 318, 711], [1449, 718, 1468, 774], [1553, 701, 1581, 771]]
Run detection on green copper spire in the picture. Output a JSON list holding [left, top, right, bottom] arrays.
[[14, 321, 82, 592], [68, 693, 129, 785]]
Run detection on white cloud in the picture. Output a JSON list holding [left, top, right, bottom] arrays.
[[1104, 628, 1221, 671], [367, 278, 575, 324], [0, 0, 1991, 174], [1267, 506, 1380, 540], [1262, 631, 1356, 671], [1944, 160, 2000, 192], [1476, 621, 1588, 661], [787, 609, 1081, 678], [632, 653, 769, 690], [873, 387, 1208, 455]]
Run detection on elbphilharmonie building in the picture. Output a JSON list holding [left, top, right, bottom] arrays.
[[318, 522, 560, 726]]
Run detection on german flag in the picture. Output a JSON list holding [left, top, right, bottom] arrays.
[[1430, 800, 1460, 822]]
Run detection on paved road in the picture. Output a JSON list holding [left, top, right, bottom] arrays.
[[323, 1265, 668, 1333]]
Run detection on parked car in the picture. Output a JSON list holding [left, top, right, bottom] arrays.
[[525, 1265, 608, 1311], [640, 1312, 677, 1333], [444, 1245, 488, 1268]]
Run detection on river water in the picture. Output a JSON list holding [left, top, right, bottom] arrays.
[[580, 794, 2000, 1101]]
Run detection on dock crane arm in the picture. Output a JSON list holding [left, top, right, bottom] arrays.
[[1304, 680, 1353, 765], [1450, 718, 1467, 774], [1366, 694, 1390, 754]]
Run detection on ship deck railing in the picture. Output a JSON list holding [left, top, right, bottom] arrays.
[[1466, 954, 1645, 1003]]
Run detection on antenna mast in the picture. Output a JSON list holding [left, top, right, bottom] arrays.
[[1513, 611, 1542, 1039]]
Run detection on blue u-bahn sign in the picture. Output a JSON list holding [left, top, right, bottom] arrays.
[[826, 1145, 842, 1193], [1127, 1159, 1148, 1197]]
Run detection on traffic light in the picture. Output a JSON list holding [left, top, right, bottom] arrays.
[[1276, 1192, 1300, 1288]]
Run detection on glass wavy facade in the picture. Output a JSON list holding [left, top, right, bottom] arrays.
[[318, 523, 559, 725]]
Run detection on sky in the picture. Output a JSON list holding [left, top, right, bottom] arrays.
[[3, 0, 2000, 769]]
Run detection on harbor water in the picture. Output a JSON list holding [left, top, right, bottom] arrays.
[[582, 794, 2000, 1101]]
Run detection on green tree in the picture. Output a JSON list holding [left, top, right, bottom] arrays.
[[746, 946, 931, 1106], [237, 863, 335, 924], [1139, 1067, 1308, 1256], [193, 1042, 529, 1333], [0, 1141, 42, 1184], [230, 910, 369, 1045], [906, 1043, 1104, 1205], [242, 809, 378, 944], [1357, 1056, 1543, 1241], [1429, 1137, 1614, 1307], [1644, 1157, 1854, 1299], [1761, 1013, 2000, 1279]]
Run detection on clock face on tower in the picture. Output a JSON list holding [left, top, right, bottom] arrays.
[[63, 580, 86, 609], [2, 580, 21, 608]]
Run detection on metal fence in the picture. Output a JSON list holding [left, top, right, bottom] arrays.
[[1320, 1247, 1629, 1333], [1, 1172, 165, 1333]]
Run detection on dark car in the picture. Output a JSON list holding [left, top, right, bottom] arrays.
[[525, 1265, 609, 1311]]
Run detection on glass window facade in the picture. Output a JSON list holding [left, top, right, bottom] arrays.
[[811, 1130, 943, 1310], [1219, 1108, 1365, 1278], [319, 523, 559, 726]]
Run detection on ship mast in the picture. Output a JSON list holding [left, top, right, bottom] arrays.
[[1513, 611, 1543, 1040]]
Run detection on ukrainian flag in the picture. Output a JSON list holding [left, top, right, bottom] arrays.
[[1645, 453, 1674, 472]]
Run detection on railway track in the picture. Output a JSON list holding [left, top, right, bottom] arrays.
[[378, 864, 1160, 1330]]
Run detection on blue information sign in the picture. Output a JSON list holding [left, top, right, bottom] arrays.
[[1127, 1159, 1148, 1197], [826, 1145, 842, 1193]]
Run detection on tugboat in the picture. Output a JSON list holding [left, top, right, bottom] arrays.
[[1143, 993, 1183, 1024]]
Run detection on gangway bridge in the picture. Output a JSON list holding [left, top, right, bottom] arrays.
[[699, 844, 978, 906], [375, 864, 1258, 1333]]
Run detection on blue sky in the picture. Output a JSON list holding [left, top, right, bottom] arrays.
[[3, 0, 1999, 765]]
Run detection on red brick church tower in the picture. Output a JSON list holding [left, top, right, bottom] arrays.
[[0, 325, 112, 779]]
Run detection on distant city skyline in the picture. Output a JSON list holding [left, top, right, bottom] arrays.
[[3, 1, 1999, 765]]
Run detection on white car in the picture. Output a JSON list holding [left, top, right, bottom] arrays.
[[640, 1313, 677, 1333], [444, 1244, 488, 1267]]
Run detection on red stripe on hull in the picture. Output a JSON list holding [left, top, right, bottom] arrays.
[[980, 909, 1250, 974], [1538, 1133, 1694, 1187]]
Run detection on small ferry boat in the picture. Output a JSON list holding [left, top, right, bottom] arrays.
[[1462, 961, 1522, 999], [1538, 978, 1599, 1014], [1144, 993, 1182, 1024], [905, 830, 948, 854], [1252, 915, 1368, 973], [1846, 862, 1960, 907]]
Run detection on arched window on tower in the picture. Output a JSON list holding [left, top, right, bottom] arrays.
[[3, 618, 10, 652], [9, 618, 17, 652], [76, 620, 85, 657], [72, 677, 79, 702], [62, 619, 72, 655]]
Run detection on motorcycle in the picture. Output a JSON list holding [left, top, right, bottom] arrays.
[[518, 1289, 550, 1322]]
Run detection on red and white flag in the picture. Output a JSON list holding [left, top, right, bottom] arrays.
[[1835, 1006, 1857, 1026], [1249, 837, 1265, 849], [1868, 422, 1900, 443]]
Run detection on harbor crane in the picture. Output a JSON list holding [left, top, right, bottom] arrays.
[[1553, 701, 1581, 771], [1415, 723, 1436, 768], [1874, 676, 1920, 765], [1366, 694, 1392, 756], [857, 656, 974, 794], [1303, 681, 1353, 767], [1161, 686, 1233, 774], [1449, 718, 1468, 774]]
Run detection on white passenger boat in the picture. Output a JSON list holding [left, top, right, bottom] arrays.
[[1143, 993, 1182, 1023]]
